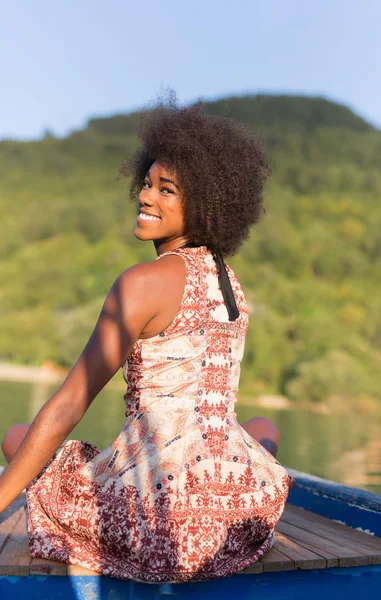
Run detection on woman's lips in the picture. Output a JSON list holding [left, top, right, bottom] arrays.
[[137, 212, 161, 224]]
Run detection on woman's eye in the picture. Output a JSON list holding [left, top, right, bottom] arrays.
[[141, 181, 174, 194]]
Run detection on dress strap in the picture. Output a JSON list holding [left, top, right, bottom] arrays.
[[178, 244, 240, 322], [211, 250, 240, 321]]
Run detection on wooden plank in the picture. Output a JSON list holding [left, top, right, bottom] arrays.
[[273, 530, 326, 570], [237, 559, 264, 574], [30, 556, 67, 576], [68, 564, 101, 576], [0, 509, 31, 576], [276, 520, 365, 567], [283, 505, 381, 553], [240, 528, 327, 574], [282, 505, 381, 563], [259, 547, 295, 572], [0, 495, 26, 554], [284, 535, 339, 567]]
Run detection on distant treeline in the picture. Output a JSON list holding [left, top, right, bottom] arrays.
[[1, 94, 380, 409]]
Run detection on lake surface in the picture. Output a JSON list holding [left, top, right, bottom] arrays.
[[1, 379, 381, 495]]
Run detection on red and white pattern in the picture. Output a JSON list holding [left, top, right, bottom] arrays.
[[26, 246, 294, 583]]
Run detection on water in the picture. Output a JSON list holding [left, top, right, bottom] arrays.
[[1, 380, 381, 494]]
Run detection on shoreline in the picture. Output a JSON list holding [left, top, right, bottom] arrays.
[[0, 362, 125, 391], [0, 362, 65, 384], [1, 362, 380, 417], [0, 363, 293, 409]]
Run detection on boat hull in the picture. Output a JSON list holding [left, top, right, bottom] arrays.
[[1, 566, 381, 600]]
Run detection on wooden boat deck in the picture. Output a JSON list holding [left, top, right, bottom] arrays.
[[1, 493, 381, 577]]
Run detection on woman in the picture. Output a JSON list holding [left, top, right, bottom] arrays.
[[0, 98, 293, 583]]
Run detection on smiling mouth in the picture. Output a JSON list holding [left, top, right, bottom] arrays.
[[138, 212, 161, 223]]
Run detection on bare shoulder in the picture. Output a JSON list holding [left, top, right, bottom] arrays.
[[117, 254, 185, 298], [115, 254, 186, 338], [43, 255, 187, 417]]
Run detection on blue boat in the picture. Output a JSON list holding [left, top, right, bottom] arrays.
[[1, 468, 381, 599]]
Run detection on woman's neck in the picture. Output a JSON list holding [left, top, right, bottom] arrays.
[[154, 235, 190, 256]]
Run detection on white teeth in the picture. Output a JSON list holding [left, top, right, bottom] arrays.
[[139, 213, 160, 222]]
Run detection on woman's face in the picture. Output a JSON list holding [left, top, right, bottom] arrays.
[[136, 160, 188, 255]]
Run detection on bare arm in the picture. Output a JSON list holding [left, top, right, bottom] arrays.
[[0, 256, 185, 512]]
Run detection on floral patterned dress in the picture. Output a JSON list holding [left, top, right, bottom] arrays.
[[26, 245, 294, 583]]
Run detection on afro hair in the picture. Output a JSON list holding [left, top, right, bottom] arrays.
[[120, 92, 271, 257]]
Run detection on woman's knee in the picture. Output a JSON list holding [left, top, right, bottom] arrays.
[[1, 424, 30, 463], [241, 417, 280, 457]]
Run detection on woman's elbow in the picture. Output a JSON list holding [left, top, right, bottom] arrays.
[[37, 391, 85, 435]]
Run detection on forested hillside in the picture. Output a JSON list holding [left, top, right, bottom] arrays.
[[1, 94, 380, 409]]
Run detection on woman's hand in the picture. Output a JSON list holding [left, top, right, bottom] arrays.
[[0, 255, 186, 513]]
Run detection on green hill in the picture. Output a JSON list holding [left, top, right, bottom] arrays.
[[1, 94, 380, 409]]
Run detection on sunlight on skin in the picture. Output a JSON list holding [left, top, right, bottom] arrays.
[[0, 160, 279, 513], [135, 161, 188, 255]]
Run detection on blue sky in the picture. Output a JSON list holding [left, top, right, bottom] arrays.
[[1, 0, 380, 139]]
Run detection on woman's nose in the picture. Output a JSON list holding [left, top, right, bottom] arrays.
[[139, 190, 154, 206]]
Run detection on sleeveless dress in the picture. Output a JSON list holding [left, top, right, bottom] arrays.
[[26, 245, 294, 583]]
